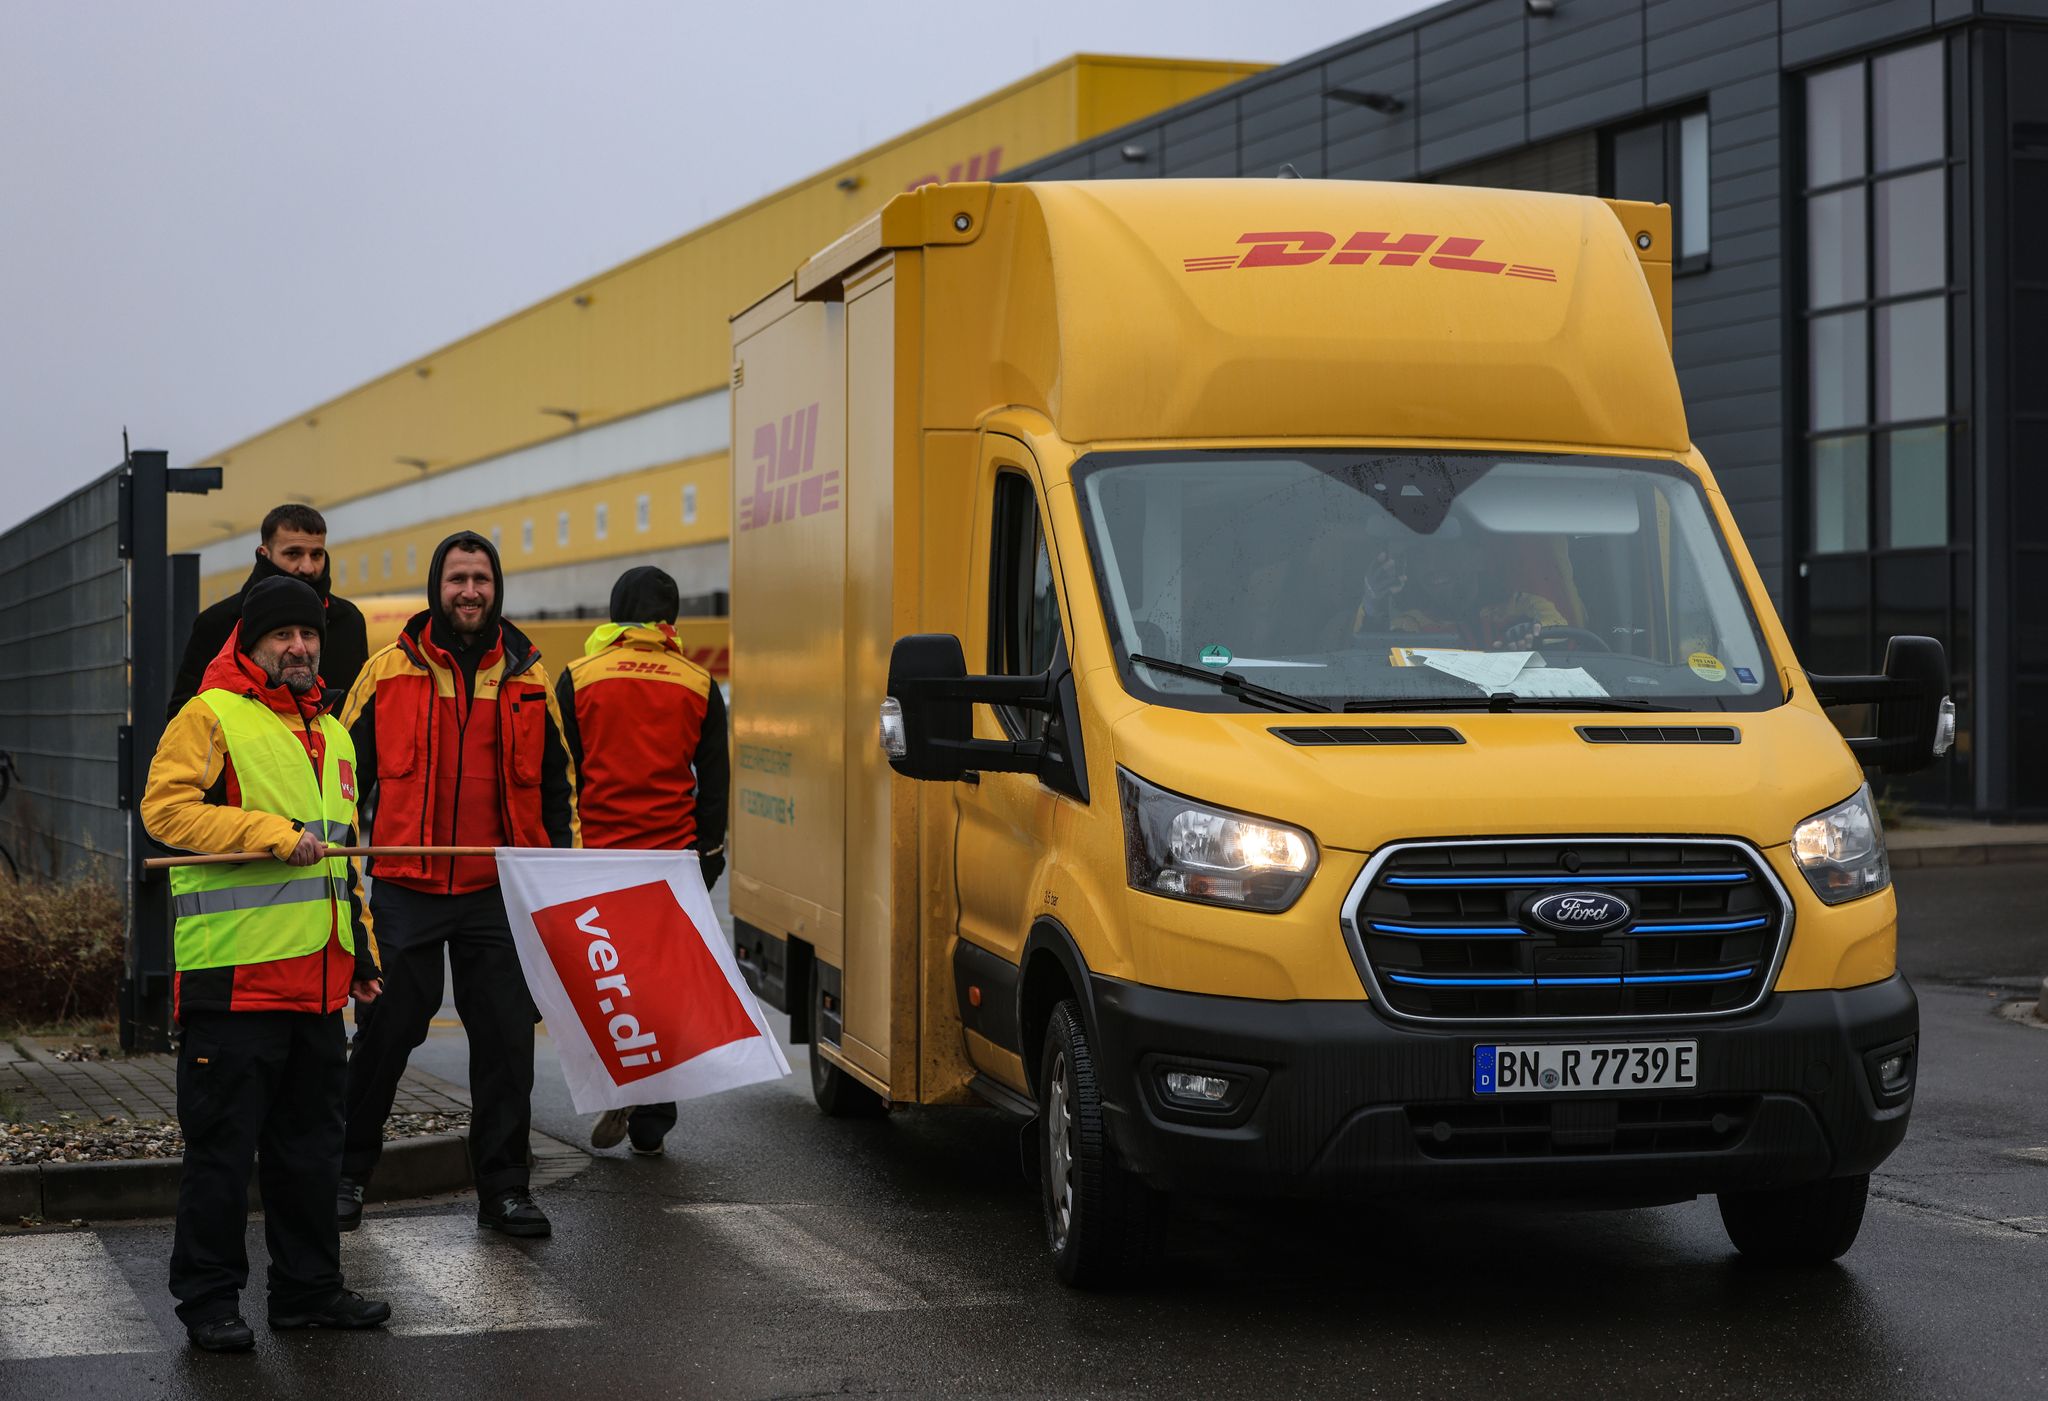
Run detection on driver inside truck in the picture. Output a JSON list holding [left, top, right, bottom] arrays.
[[1358, 529, 1575, 650]]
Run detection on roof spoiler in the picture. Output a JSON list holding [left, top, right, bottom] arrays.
[[1602, 199, 1673, 351]]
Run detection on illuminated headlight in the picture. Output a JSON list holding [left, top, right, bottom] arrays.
[[1118, 768, 1317, 912], [1791, 783, 1890, 905]]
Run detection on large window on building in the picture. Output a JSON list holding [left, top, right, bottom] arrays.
[[1804, 41, 1954, 559], [1800, 37, 1969, 805], [1604, 110, 1711, 270]]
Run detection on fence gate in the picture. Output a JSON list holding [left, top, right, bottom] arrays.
[[0, 448, 217, 1049]]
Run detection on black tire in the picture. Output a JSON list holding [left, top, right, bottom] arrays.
[[1038, 999, 1165, 1287], [808, 973, 887, 1118], [1718, 1174, 1870, 1265]]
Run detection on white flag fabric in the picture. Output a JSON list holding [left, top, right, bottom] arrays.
[[495, 847, 790, 1114]]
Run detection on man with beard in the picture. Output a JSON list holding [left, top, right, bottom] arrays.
[[335, 531, 576, 1237], [143, 576, 391, 1350], [171, 504, 370, 716]]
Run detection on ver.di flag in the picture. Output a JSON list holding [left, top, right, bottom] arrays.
[[495, 847, 790, 1114]]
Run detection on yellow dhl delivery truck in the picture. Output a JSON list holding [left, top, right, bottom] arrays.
[[726, 179, 1953, 1285]]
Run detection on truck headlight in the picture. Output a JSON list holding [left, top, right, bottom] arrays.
[[1118, 768, 1317, 912], [1790, 784, 1890, 905]]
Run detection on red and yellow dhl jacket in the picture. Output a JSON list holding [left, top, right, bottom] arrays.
[[340, 611, 577, 894], [141, 632, 376, 1018], [555, 623, 728, 853]]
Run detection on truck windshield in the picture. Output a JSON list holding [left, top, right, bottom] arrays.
[[1073, 450, 1784, 714]]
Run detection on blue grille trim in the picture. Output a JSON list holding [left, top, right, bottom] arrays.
[[1369, 921, 1525, 936], [1631, 916, 1771, 934]]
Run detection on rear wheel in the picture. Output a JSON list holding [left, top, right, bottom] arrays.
[[808, 974, 887, 1118], [1718, 1174, 1869, 1264], [1039, 1000, 1165, 1287]]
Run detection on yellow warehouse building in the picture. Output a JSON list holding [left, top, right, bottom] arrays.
[[177, 55, 1264, 615]]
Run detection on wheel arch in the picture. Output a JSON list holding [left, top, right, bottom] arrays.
[[1018, 916, 1098, 1096]]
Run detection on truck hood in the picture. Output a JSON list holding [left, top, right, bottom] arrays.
[[1106, 696, 1862, 854]]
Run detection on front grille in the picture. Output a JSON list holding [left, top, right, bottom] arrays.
[[1344, 838, 1790, 1023], [1271, 725, 1464, 746], [1577, 725, 1740, 744], [1406, 1095, 1758, 1159]]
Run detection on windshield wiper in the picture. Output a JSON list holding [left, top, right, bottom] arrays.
[[1128, 654, 1331, 714], [1343, 693, 1683, 714]]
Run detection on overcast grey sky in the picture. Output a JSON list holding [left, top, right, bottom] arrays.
[[0, 1, 1430, 533]]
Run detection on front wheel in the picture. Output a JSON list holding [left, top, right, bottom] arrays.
[[1718, 1174, 1869, 1264], [808, 973, 887, 1118], [1039, 1000, 1165, 1287]]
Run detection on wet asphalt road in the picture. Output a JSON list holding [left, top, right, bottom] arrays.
[[4, 866, 2045, 1400]]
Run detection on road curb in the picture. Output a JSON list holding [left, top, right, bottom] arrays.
[[1890, 842, 2048, 869], [2, 1131, 473, 1222]]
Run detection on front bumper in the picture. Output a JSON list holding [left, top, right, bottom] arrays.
[[1090, 972, 1916, 1202]]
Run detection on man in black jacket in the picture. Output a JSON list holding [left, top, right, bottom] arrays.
[[171, 504, 370, 718]]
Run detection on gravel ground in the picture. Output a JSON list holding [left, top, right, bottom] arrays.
[[0, 1110, 470, 1166]]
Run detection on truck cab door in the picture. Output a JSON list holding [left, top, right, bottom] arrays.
[[952, 438, 1069, 1068]]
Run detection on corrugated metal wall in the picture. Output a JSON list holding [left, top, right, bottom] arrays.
[[0, 470, 128, 879]]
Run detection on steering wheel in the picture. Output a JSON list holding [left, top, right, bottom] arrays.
[[1531, 626, 1612, 653]]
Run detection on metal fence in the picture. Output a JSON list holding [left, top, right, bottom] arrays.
[[0, 468, 128, 881]]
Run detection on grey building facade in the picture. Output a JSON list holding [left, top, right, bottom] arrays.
[[1011, 0, 2048, 815]]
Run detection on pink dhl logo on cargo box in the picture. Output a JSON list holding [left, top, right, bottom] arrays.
[[738, 403, 837, 532]]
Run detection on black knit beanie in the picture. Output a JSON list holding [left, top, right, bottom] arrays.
[[608, 565, 681, 625], [239, 577, 326, 652]]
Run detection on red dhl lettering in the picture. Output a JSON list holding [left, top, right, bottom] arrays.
[[738, 402, 838, 532], [905, 145, 1004, 191], [1182, 231, 1557, 283]]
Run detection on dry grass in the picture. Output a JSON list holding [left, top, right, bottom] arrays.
[[0, 876, 125, 1024]]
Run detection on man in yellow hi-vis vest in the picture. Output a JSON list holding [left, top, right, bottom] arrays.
[[143, 577, 392, 1352]]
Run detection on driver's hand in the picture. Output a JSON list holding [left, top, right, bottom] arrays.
[[1362, 551, 1407, 605], [1500, 622, 1543, 652], [285, 828, 326, 866]]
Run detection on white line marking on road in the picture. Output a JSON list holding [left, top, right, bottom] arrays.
[[0, 1234, 161, 1361], [341, 1214, 592, 1336], [671, 1203, 1003, 1312]]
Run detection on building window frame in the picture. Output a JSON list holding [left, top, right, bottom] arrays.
[[1601, 106, 1712, 275]]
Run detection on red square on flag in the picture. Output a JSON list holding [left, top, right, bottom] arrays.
[[529, 879, 759, 1085]]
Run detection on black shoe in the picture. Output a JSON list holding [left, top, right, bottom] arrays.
[[187, 1315, 256, 1352], [477, 1189, 551, 1237], [337, 1176, 366, 1233], [269, 1289, 391, 1331], [628, 1133, 666, 1158]]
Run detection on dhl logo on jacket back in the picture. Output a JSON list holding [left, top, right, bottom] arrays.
[[1183, 230, 1557, 283]]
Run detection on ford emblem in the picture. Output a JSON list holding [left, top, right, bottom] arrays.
[[1527, 890, 1633, 934]]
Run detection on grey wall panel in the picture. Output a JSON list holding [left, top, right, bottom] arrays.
[[1675, 285, 1783, 334], [1029, 152, 1093, 181], [1528, 0, 1647, 139], [1324, 35, 1420, 179], [1781, 0, 1936, 68], [1646, 0, 1779, 104], [1710, 224, 1784, 267], [1240, 83, 1327, 178], [1982, 0, 2048, 15], [1244, 129, 1326, 178], [1677, 354, 1786, 403], [1418, 0, 1528, 170], [1163, 122, 1241, 177]]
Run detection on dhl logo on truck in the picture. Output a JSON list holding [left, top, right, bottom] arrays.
[[1183, 231, 1557, 282], [739, 402, 838, 532]]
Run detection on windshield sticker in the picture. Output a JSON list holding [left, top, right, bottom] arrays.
[[1199, 644, 1233, 668], [1688, 652, 1728, 683], [1733, 666, 1757, 685]]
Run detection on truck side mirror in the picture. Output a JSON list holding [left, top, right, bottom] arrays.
[[1808, 635, 1956, 776], [879, 633, 1087, 799]]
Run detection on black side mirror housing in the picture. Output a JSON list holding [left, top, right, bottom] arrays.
[[881, 633, 1088, 800], [1808, 635, 1955, 776]]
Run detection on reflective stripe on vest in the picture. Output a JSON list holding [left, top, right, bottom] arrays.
[[169, 692, 358, 973]]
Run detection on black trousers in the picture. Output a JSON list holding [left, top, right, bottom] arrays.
[[343, 882, 536, 1197], [627, 1101, 677, 1144], [170, 1009, 347, 1326]]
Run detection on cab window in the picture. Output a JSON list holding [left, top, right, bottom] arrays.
[[989, 471, 1062, 740]]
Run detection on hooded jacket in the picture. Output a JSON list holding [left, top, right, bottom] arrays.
[[170, 552, 369, 718], [339, 531, 577, 893], [142, 628, 377, 1018]]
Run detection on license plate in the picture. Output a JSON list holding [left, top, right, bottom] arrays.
[[1475, 1041, 1698, 1095]]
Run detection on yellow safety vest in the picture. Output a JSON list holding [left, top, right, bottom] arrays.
[[169, 691, 357, 972]]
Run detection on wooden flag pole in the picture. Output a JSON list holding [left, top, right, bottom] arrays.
[[142, 845, 497, 870]]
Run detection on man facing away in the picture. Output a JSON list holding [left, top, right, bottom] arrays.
[[142, 576, 390, 1352], [171, 503, 370, 717], [556, 566, 729, 1157], [336, 531, 577, 1237]]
